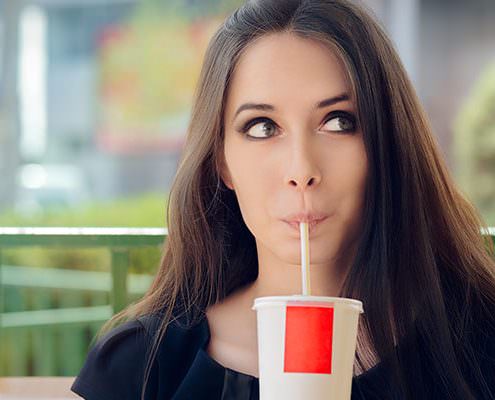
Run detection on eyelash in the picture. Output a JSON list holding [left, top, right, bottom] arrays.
[[238, 111, 358, 140]]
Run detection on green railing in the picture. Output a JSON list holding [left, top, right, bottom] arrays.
[[482, 227, 495, 246], [0, 227, 167, 376]]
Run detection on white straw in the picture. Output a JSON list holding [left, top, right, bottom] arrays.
[[300, 222, 311, 295]]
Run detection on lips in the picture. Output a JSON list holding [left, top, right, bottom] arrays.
[[281, 213, 329, 234], [283, 218, 327, 232], [282, 212, 329, 224]]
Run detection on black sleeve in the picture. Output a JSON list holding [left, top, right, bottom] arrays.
[[70, 319, 158, 400]]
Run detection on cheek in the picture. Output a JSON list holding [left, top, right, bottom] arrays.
[[339, 146, 368, 227], [225, 138, 278, 192], [224, 145, 277, 230]]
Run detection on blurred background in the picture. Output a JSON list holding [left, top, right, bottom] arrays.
[[0, 0, 494, 378]]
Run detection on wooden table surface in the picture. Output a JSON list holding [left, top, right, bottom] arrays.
[[0, 377, 80, 399]]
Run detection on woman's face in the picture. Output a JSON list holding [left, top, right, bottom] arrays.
[[221, 32, 368, 267]]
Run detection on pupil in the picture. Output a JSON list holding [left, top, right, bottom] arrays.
[[339, 118, 351, 130]]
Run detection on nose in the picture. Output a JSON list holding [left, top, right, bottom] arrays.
[[284, 140, 322, 191]]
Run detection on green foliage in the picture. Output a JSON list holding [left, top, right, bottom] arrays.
[[98, 0, 243, 129], [99, 0, 230, 136], [0, 192, 167, 227], [0, 192, 167, 274], [453, 62, 495, 225]]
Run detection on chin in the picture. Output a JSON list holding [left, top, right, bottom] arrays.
[[276, 245, 335, 266]]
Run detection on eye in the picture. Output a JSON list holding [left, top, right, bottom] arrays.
[[240, 117, 278, 139], [322, 112, 357, 133], [238, 112, 357, 139]]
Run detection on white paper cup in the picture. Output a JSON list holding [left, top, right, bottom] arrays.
[[252, 295, 363, 400]]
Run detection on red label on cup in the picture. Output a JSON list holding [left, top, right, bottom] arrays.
[[283, 306, 334, 374]]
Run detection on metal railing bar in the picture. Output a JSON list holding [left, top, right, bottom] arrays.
[[2, 305, 113, 329], [0, 227, 167, 247], [0, 265, 152, 294]]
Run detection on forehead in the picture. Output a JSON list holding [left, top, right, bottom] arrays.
[[225, 32, 352, 114]]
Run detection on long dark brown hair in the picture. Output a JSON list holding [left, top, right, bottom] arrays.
[[98, 1, 495, 399]]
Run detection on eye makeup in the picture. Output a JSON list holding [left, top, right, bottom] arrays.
[[236, 110, 358, 140]]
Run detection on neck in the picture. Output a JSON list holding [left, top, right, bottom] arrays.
[[245, 240, 354, 301]]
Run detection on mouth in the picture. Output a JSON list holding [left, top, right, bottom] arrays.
[[282, 217, 328, 234]]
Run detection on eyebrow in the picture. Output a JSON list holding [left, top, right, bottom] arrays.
[[232, 93, 351, 121]]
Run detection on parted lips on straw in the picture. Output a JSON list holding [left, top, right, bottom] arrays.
[[300, 222, 311, 295]]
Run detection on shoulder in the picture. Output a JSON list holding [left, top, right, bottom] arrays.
[[71, 318, 154, 400], [71, 313, 209, 400]]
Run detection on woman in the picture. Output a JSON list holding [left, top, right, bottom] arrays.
[[71, 0, 495, 399]]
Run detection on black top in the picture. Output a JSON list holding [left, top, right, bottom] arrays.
[[71, 311, 495, 400]]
